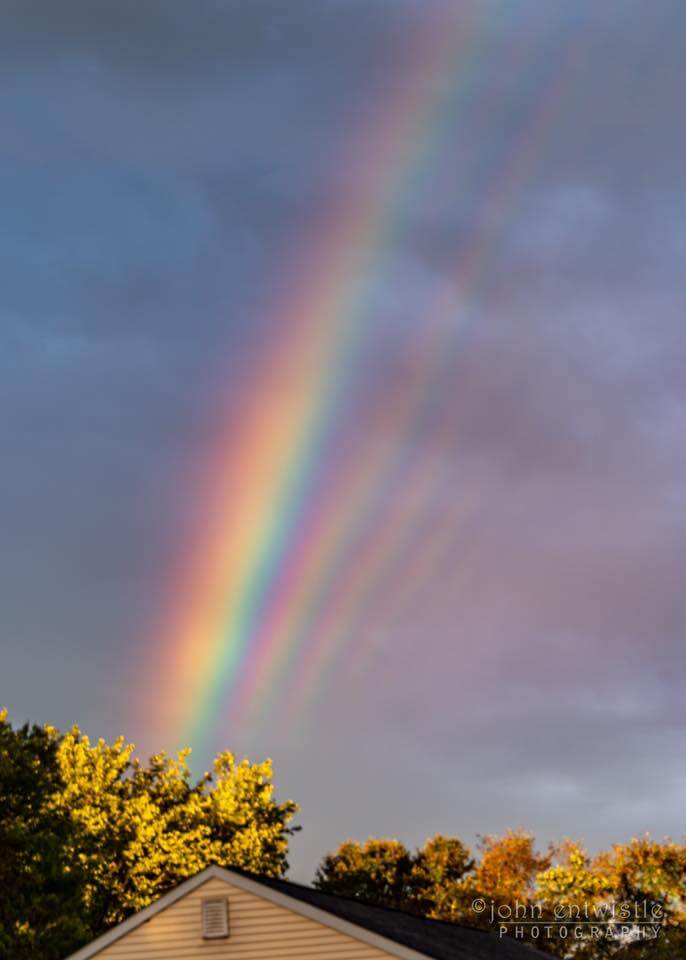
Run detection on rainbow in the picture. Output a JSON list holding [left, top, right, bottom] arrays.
[[263, 13, 592, 739], [141, 6, 588, 757]]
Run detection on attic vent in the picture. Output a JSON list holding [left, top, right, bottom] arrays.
[[201, 897, 229, 939]]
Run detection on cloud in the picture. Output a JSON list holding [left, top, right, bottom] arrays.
[[1, 0, 685, 880]]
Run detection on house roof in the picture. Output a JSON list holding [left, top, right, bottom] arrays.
[[66, 865, 554, 960], [247, 870, 554, 960]]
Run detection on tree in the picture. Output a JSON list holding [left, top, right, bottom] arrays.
[[314, 831, 686, 958], [0, 711, 86, 960], [468, 830, 552, 905], [53, 727, 299, 932], [536, 841, 612, 959], [314, 832, 557, 952], [531, 837, 686, 959], [0, 713, 298, 959], [590, 837, 686, 959], [411, 834, 474, 918], [315, 838, 415, 909], [314, 835, 473, 916], [431, 830, 551, 937]]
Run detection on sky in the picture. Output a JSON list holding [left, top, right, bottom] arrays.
[[2, 0, 685, 881]]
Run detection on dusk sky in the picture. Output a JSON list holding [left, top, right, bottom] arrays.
[[2, 0, 685, 880]]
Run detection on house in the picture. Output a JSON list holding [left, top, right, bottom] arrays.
[[65, 864, 554, 960]]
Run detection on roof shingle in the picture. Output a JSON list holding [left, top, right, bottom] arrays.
[[248, 871, 555, 960]]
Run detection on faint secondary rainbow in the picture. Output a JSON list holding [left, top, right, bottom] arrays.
[[143, 8, 489, 752], [238, 9, 591, 741], [144, 6, 590, 755]]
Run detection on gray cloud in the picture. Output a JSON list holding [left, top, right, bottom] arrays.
[[1, 0, 684, 880]]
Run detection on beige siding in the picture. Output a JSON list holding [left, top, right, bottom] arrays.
[[95, 877, 394, 960]]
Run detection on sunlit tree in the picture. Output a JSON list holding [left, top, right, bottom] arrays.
[[0, 712, 298, 959]]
